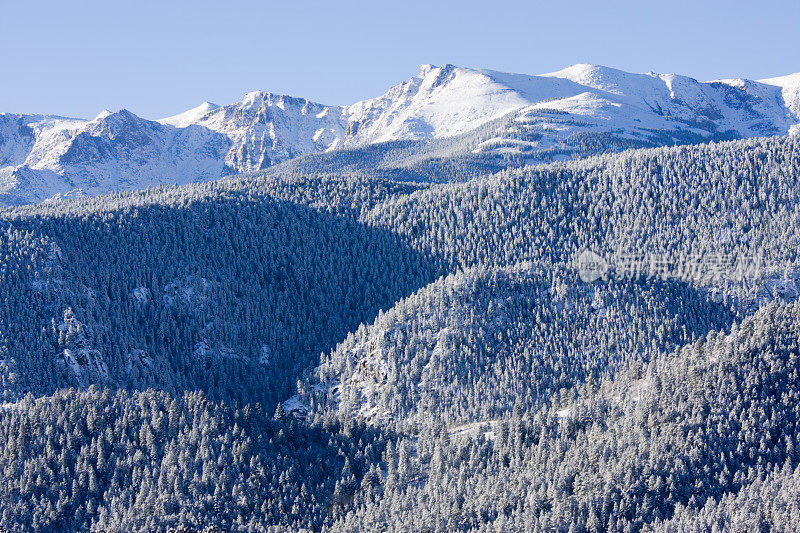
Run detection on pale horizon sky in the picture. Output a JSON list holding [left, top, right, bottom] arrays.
[[1, 0, 798, 119]]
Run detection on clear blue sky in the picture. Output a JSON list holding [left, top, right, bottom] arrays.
[[2, 0, 798, 119]]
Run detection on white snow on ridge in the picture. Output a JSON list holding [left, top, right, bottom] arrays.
[[1, 63, 799, 205], [184, 91, 347, 172], [160, 101, 220, 128], [1, 109, 231, 204], [759, 72, 800, 122], [342, 64, 540, 144]]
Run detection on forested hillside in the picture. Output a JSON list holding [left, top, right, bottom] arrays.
[[0, 387, 387, 531], [308, 264, 737, 427], [329, 302, 800, 531], [0, 135, 799, 530], [0, 177, 440, 407], [361, 136, 800, 275]]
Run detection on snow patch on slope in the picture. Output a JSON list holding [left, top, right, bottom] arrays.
[[160, 102, 220, 128]]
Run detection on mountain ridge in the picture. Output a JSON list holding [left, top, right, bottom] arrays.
[[2, 62, 799, 204]]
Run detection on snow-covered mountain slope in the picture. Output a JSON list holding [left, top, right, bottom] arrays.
[[0, 110, 230, 204], [159, 101, 220, 128], [342, 63, 800, 159], [2, 63, 799, 204], [1, 93, 348, 204], [760, 72, 800, 135], [162, 92, 346, 171], [469, 64, 800, 160], [341, 64, 552, 144]]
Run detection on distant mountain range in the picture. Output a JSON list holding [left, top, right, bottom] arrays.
[[1, 63, 799, 204]]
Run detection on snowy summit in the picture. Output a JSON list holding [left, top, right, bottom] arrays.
[[1, 63, 799, 204]]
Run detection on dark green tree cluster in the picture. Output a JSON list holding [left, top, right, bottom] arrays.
[[0, 387, 386, 531]]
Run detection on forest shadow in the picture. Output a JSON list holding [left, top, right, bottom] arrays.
[[2, 191, 444, 409]]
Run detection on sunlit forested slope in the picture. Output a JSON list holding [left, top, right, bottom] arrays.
[[330, 302, 800, 532], [307, 264, 737, 427]]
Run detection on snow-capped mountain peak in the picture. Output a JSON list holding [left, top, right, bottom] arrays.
[[542, 63, 659, 96], [759, 72, 800, 128], [160, 102, 219, 128], [93, 109, 113, 121], [341, 63, 537, 145], [2, 63, 800, 205]]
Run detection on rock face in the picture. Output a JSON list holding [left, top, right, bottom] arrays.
[[2, 63, 799, 205], [0, 111, 231, 204], [164, 92, 347, 172]]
